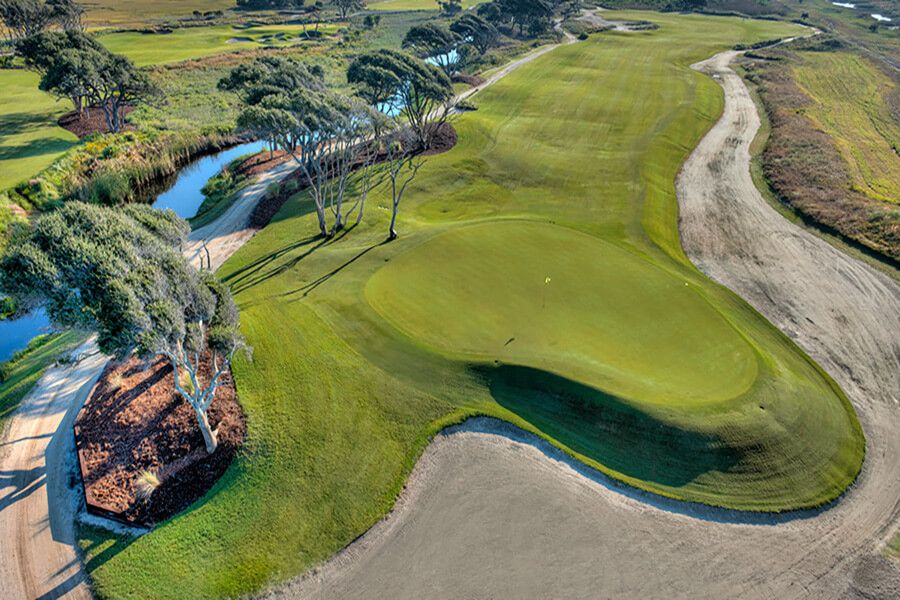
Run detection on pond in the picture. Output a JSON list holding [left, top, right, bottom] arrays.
[[0, 308, 52, 363], [152, 140, 268, 219], [1, 141, 270, 364]]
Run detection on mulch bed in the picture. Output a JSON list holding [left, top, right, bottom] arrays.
[[248, 122, 459, 229], [74, 353, 246, 527], [236, 147, 292, 177], [453, 73, 485, 87], [58, 106, 135, 138]]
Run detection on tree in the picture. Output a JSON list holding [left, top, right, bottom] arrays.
[[236, 88, 378, 235], [47, 0, 83, 31], [235, 0, 304, 9], [362, 14, 381, 29], [450, 13, 499, 55], [348, 49, 454, 149], [218, 55, 324, 103], [437, 0, 461, 16], [381, 128, 426, 240], [0, 203, 246, 454], [17, 29, 97, 113], [332, 0, 363, 19], [17, 30, 158, 131], [477, 0, 552, 37], [402, 22, 459, 76], [0, 0, 53, 42]]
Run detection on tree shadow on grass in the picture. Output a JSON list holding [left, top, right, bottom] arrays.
[[0, 137, 75, 162], [481, 364, 742, 489], [225, 225, 362, 296], [0, 112, 61, 137], [281, 237, 392, 299]]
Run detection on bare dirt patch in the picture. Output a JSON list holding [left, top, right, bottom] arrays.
[[74, 353, 245, 527], [58, 106, 134, 138]]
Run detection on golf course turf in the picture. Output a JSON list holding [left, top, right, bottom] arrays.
[[79, 12, 864, 600]]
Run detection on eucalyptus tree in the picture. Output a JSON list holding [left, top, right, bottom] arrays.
[[0, 203, 246, 454], [401, 22, 459, 76], [219, 56, 325, 153], [17, 30, 158, 131], [450, 13, 499, 55], [236, 88, 378, 235], [347, 49, 454, 149], [381, 128, 426, 241]]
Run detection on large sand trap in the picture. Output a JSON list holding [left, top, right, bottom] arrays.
[[262, 49, 900, 599]]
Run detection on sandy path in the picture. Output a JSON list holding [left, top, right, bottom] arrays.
[[0, 35, 586, 600], [262, 51, 900, 599], [0, 343, 107, 600]]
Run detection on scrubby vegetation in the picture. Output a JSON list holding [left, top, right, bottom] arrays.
[[0, 330, 83, 425], [743, 39, 899, 265]]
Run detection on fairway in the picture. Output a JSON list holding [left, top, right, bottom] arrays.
[[99, 23, 342, 67], [80, 12, 864, 600], [0, 70, 77, 190], [368, 0, 484, 11]]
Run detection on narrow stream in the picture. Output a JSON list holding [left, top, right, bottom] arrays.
[[152, 140, 267, 219], [1, 141, 267, 364]]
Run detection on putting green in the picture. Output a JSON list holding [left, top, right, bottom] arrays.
[[366, 221, 758, 404]]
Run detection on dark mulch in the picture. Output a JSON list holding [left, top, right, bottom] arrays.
[[453, 73, 485, 87], [74, 353, 246, 527], [58, 106, 135, 138], [249, 122, 459, 229]]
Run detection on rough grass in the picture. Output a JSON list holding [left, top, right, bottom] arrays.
[[792, 52, 899, 205], [747, 46, 900, 263], [0, 331, 83, 428], [0, 70, 78, 191], [82, 0, 236, 27], [78, 13, 864, 600]]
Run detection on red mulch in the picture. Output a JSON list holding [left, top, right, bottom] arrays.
[[74, 353, 246, 527], [58, 106, 135, 138], [236, 148, 292, 177]]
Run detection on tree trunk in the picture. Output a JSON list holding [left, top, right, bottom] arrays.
[[314, 200, 328, 236], [388, 205, 399, 240], [195, 408, 219, 454]]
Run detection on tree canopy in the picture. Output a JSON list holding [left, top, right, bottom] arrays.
[[450, 13, 499, 55], [0, 0, 82, 43], [0, 202, 244, 452], [17, 30, 158, 131], [347, 49, 453, 147], [401, 22, 458, 75]]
